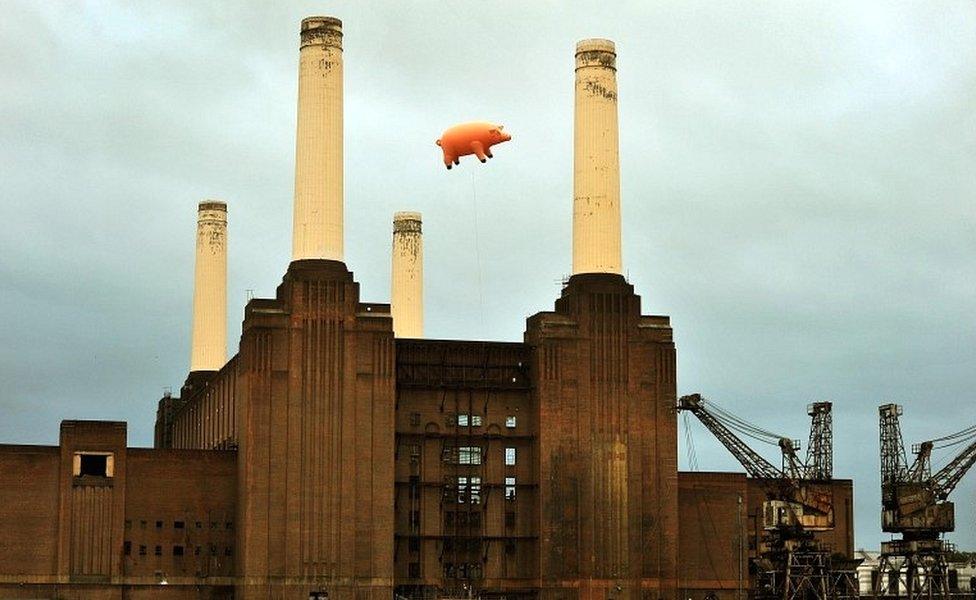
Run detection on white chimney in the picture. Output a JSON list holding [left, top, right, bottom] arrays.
[[573, 39, 622, 275], [391, 212, 423, 338], [292, 16, 344, 261], [190, 201, 227, 372]]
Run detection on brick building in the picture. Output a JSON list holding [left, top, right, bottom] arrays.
[[0, 16, 853, 600]]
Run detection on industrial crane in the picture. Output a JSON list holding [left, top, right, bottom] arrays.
[[875, 404, 976, 600], [678, 394, 857, 600]]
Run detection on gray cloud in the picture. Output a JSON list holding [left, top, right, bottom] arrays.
[[1, 0, 974, 551]]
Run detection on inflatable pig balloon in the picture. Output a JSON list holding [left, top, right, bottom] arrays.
[[436, 121, 512, 170]]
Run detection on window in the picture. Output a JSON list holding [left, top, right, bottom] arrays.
[[195, 521, 202, 529], [506, 415, 517, 428], [173, 545, 184, 557], [155, 521, 163, 529], [409, 444, 421, 462], [226, 522, 234, 530], [505, 539, 517, 555], [410, 412, 421, 426], [140, 520, 147, 529], [154, 545, 162, 556], [408, 537, 420, 552], [210, 544, 218, 556], [124, 520, 132, 529], [505, 477, 516, 500], [409, 562, 421, 578], [456, 476, 482, 504], [505, 447, 517, 466], [139, 545, 147, 556], [505, 511, 516, 528], [124, 541, 131, 556], [409, 475, 420, 500], [174, 520, 185, 529], [410, 510, 421, 529], [194, 546, 201, 556], [457, 414, 483, 427], [225, 547, 233, 556], [444, 562, 456, 578], [458, 446, 482, 465], [74, 452, 113, 477]]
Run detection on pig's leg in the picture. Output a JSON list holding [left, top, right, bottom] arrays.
[[485, 147, 494, 159], [453, 158, 460, 165], [443, 150, 454, 170], [470, 141, 487, 163]]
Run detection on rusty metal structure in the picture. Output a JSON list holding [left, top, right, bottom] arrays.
[[874, 404, 976, 600], [678, 395, 858, 600]]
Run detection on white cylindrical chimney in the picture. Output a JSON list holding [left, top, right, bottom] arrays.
[[573, 39, 622, 275], [292, 16, 343, 261], [190, 201, 227, 372], [391, 212, 423, 338]]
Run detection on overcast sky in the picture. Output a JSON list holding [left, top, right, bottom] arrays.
[[1, 1, 974, 551]]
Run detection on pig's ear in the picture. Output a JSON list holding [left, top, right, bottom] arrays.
[[498, 125, 505, 130], [488, 128, 499, 135]]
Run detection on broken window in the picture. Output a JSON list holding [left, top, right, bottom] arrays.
[[505, 476, 516, 500], [505, 447, 517, 466], [74, 452, 113, 477], [506, 415, 517, 428], [456, 476, 481, 504]]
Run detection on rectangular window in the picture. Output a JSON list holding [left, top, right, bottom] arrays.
[[174, 520, 185, 529], [506, 415, 517, 428], [505, 447, 517, 466], [173, 545, 184, 557], [139, 545, 147, 556], [123, 541, 131, 556], [505, 539, 517, 555], [410, 412, 421, 426], [155, 520, 163, 529], [409, 537, 420, 552], [456, 476, 481, 504], [409, 444, 421, 460], [457, 477, 467, 503], [154, 545, 162, 556], [458, 446, 482, 465], [124, 519, 132, 529], [74, 452, 113, 477], [505, 476, 516, 500], [457, 414, 483, 427]]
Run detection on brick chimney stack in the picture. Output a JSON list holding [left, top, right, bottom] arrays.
[[573, 39, 622, 275], [292, 16, 344, 261]]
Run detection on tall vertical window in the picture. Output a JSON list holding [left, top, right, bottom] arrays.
[[456, 476, 482, 504], [505, 415, 517, 428], [505, 476, 516, 500], [457, 414, 483, 427], [505, 447, 517, 466]]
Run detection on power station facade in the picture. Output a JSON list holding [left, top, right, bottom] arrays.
[[0, 16, 854, 600]]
